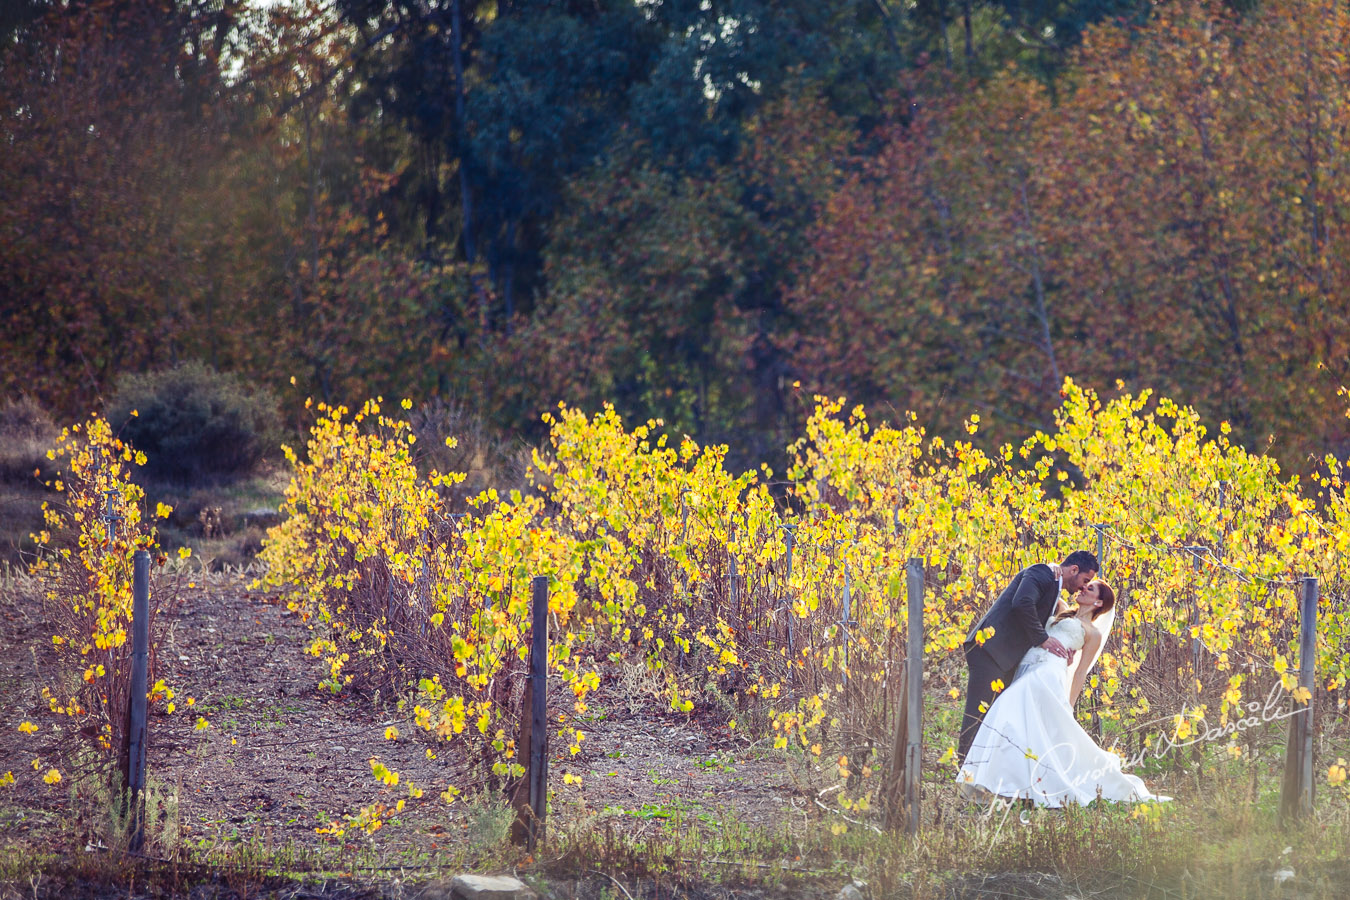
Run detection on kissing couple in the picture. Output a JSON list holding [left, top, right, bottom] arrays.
[[956, 551, 1170, 807]]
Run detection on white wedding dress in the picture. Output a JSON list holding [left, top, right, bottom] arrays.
[[957, 616, 1170, 807]]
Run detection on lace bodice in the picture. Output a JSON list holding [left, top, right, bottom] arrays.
[[1017, 617, 1086, 674], [1046, 616, 1086, 651]]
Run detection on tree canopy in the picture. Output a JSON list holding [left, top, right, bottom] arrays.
[[2, 0, 1348, 472]]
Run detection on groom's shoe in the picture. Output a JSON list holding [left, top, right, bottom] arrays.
[[956, 780, 993, 805], [954, 781, 984, 817]]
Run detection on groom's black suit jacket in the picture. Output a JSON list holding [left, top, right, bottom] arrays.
[[963, 564, 1060, 671]]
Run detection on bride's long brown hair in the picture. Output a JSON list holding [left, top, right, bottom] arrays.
[[1054, 580, 1116, 622]]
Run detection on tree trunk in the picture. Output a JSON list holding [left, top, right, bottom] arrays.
[[962, 0, 974, 64], [449, 0, 474, 267]]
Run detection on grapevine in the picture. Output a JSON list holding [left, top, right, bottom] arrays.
[[260, 380, 1350, 828]]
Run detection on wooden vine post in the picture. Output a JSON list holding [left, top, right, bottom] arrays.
[[1188, 546, 1204, 772], [510, 576, 550, 849], [886, 557, 923, 835], [1090, 524, 1105, 740], [120, 549, 150, 853], [1280, 576, 1318, 824], [1188, 546, 1204, 690]]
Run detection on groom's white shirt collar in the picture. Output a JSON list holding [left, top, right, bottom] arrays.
[[1046, 563, 1062, 628]]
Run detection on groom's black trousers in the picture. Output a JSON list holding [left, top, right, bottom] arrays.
[[958, 646, 1015, 764]]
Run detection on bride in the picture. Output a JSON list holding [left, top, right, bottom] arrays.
[[956, 581, 1170, 807]]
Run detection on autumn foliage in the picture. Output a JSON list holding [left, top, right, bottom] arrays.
[[0, 1, 468, 414], [29, 417, 186, 787], [792, 0, 1350, 465], [261, 382, 1350, 829], [4, 0, 1349, 475]]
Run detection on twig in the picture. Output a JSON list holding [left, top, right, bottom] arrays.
[[813, 798, 882, 834], [679, 857, 833, 875], [587, 869, 635, 900]]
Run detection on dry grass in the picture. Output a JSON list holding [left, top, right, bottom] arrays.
[[0, 395, 57, 564], [144, 466, 289, 570], [0, 395, 56, 484], [543, 769, 1350, 899]]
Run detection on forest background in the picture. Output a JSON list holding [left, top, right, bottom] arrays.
[[4, 0, 1350, 476]]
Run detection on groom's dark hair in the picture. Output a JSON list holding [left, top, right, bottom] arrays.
[[1061, 550, 1100, 573]]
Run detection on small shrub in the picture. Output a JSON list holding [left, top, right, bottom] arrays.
[[0, 395, 58, 483], [33, 416, 169, 780], [107, 362, 280, 483], [465, 794, 515, 850]]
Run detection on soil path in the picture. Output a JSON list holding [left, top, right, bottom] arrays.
[[0, 572, 806, 861]]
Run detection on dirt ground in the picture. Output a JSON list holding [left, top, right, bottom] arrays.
[[5, 569, 1347, 900], [0, 568, 813, 868]]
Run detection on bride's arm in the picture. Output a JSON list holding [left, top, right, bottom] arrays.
[[1069, 626, 1103, 706]]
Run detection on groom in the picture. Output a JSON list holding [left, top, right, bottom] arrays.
[[957, 550, 1099, 764]]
